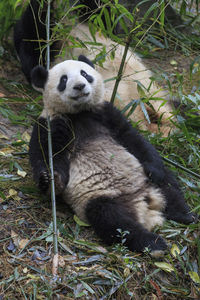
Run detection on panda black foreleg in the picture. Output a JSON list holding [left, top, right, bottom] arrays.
[[29, 117, 71, 194], [29, 117, 50, 191], [49, 117, 73, 194], [101, 102, 165, 185], [85, 197, 167, 254], [161, 169, 196, 224]]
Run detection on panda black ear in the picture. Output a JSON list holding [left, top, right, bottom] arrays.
[[78, 55, 95, 69], [31, 66, 48, 90]]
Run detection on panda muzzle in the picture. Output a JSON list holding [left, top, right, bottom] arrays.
[[70, 92, 90, 100]]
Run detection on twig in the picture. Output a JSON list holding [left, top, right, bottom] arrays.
[[110, 12, 138, 104], [46, 0, 58, 275], [163, 157, 200, 180], [110, 34, 132, 104]]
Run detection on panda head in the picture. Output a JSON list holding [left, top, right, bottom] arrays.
[[31, 55, 104, 115]]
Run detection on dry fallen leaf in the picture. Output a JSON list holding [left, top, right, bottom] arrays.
[[11, 230, 20, 247], [23, 267, 28, 274], [17, 169, 27, 178], [52, 253, 59, 276], [0, 148, 13, 156], [0, 133, 8, 139], [19, 238, 29, 249], [7, 189, 20, 201], [58, 255, 65, 267], [8, 189, 18, 197], [170, 59, 177, 66], [21, 131, 31, 143]]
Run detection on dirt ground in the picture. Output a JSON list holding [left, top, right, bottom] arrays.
[[0, 36, 199, 298]]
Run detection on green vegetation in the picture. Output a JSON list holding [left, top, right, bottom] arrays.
[[0, 0, 26, 43], [0, 0, 199, 298]]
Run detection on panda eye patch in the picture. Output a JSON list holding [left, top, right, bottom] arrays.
[[57, 75, 68, 92], [80, 70, 94, 83]]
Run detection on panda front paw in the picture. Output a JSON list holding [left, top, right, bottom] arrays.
[[38, 170, 65, 195], [38, 170, 50, 192]]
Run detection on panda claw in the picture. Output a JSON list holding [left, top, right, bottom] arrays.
[[38, 170, 65, 194], [166, 211, 198, 224], [38, 171, 50, 192], [178, 213, 196, 224]]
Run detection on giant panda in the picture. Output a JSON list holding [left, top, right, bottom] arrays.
[[14, 0, 174, 134], [29, 55, 195, 256]]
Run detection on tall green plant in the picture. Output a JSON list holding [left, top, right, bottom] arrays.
[[0, 0, 26, 42]]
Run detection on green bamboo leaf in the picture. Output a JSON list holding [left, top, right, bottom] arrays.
[[74, 240, 107, 253], [69, 4, 85, 12], [170, 244, 180, 258], [143, 2, 159, 20], [104, 76, 117, 83], [180, 0, 187, 16], [147, 35, 165, 49], [140, 101, 151, 124], [154, 262, 175, 273], [13, 161, 23, 171], [88, 20, 97, 42], [188, 271, 200, 284], [103, 7, 112, 33], [136, 84, 146, 98], [97, 15, 106, 31], [80, 281, 95, 294], [121, 99, 139, 114], [0, 191, 6, 200], [159, 0, 165, 28], [111, 12, 128, 33], [74, 215, 90, 227], [14, 0, 23, 10]]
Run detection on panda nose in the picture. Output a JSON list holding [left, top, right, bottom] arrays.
[[73, 83, 86, 91]]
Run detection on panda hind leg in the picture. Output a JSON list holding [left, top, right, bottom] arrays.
[[85, 197, 167, 256]]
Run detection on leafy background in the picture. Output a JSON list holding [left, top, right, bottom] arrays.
[[0, 0, 199, 298]]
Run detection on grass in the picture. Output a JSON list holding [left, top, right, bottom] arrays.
[[0, 55, 199, 300], [0, 0, 200, 299]]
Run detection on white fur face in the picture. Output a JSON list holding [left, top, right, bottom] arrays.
[[43, 60, 104, 115]]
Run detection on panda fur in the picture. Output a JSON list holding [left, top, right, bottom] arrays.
[[29, 56, 194, 256], [14, 0, 173, 134]]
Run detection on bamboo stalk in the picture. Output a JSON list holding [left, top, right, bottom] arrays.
[[46, 0, 58, 275], [110, 35, 131, 104], [110, 12, 137, 105]]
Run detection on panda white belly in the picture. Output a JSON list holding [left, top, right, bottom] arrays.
[[64, 135, 165, 230]]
